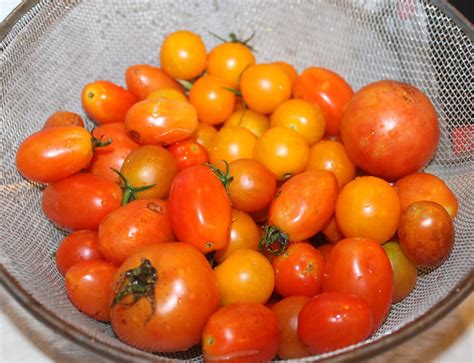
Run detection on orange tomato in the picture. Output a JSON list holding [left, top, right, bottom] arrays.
[[43, 111, 84, 128], [209, 126, 257, 167], [273, 61, 298, 88], [146, 88, 187, 102], [321, 216, 345, 243], [191, 122, 218, 152], [125, 64, 182, 100], [223, 109, 270, 138]]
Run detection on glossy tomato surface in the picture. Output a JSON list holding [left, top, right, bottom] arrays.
[[223, 108, 270, 138], [125, 64, 182, 100], [209, 126, 257, 166], [168, 138, 209, 170]]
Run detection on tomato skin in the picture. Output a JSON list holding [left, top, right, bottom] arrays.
[[111, 243, 220, 352], [55, 230, 102, 276], [272, 242, 325, 297], [43, 111, 84, 128], [147, 88, 188, 102], [192, 123, 218, 153], [269, 170, 338, 241], [293, 67, 353, 136], [322, 238, 393, 332], [340, 80, 439, 180], [125, 64, 182, 100], [65, 260, 117, 321], [16, 126, 93, 183], [317, 243, 335, 261], [98, 199, 174, 266], [209, 126, 257, 167], [168, 138, 209, 170], [168, 165, 231, 253], [298, 292, 373, 354], [321, 216, 345, 243], [223, 109, 270, 138], [273, 61, 298, 88], [82, 80, 137, 125], [202, 303, 280, 363], [42, 173, 122, 231]]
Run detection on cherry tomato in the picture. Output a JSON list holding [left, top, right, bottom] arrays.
[[146, 88, 188, 102], [202, 303, 279, 363], [98, 199, 174, 266], [223, 109, 270, 138], [395, 172, 458, 218], [16, 126, 94, 183], [207, 42, 256, 88], [322, 237, 393, 332], [55, 230, 102, 276], [125, 64, 182, 100], [298, 292, 373, 354], [240, 63, 292, 114], [254, 126, 309, 181], [188, 75, 236, 125], [398, 201, 454, 268], [82, 80, 137, 124], [450, 124, 474, 156], [293, 67, 353, 136], [273, 61, 298, 88], [321, 216, 345, 243], [209, 126, 256, 166], [272, 242, 325, 297], [160, 30, 207, 80], [340, 80, 439, 180], [270, 99, 326, 145], [168, 138, 209, 170], [43, 111, 84, 128], [65, 260, 117, 321], [111, 243, 220, 352], [168, 165, 232, 253], [317, 242, 335, 261], [250, 207, 269, 224], [42, 173, 122, 231], [125, 98, 198, 145], [214, 249, 274, 305], [192, 122, 218, 153]]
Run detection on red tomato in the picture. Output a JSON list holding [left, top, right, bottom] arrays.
[[42, 173, 122, 231], [322, 238, 393, 332], [125, 64, 182, 100], [340, 80, 439, 180], [317, 242, 335, 261], [451, 125, 474, 156], [55, 230, 102, 276], [202, 303, 280, 363], [293, 67, 353, 136], [168, 165, 232, 253], [298, 292, 373, 354], [168, 138, 209, 170], [43, 111, 84, 128]]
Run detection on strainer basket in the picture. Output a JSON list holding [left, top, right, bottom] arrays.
[[0, 0, 473, 361]]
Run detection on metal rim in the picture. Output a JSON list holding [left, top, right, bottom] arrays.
[[1, 0, 473, 362]]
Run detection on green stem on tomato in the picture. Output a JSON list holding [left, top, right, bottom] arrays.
[[259, 225, 290, 256], [111, 168, 155, 205], [206, 161, 234, 194]]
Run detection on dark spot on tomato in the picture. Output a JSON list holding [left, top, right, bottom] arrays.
[[128, 130, 140, 141], [147, 202, 163, 214], [121, 318, 127, 325], [87, 91, 94, 99]]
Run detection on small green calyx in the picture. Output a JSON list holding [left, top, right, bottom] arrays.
[[111, 168, 155, 205], [91, 129, 112, 148], [259, 225, 290, 256], [208, 31, 256, 51], [206, 161, 234, 194]]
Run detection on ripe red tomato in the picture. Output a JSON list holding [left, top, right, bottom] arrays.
[[293, 67, 353, 136], [125, 64, 182, 100], [202, 303, 280, 363], [110, 243, 220, 352], [43, 111, 84, 128], [317, 242, 335, 261], [340, 80, 439, 180], [42, 173, 122, 231], [168, 138, 209, 170], [298, 292, 373, 354], [167, 165, 232, 253], [55, 230, 102, 276], [322, 238, 393, 332]]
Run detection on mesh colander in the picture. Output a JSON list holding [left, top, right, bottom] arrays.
[[0, 0, 473, 361]]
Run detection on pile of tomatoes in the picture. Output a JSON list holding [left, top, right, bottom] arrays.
[[15, 29, 458, 361]]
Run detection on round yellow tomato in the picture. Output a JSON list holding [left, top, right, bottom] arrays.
[[146, 88, 188, 102], [223, 109, 269, 138], [209, 126, 257, 167]]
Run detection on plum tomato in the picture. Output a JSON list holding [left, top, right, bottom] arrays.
[[168, 138, 209, 170], [146, 88, 187, 102], [43, 111, 84, 128], [223, 109, 270, 138], [209, 126, 257, 167], [321, 216, 345, 243], [273, 61, 298, 88], [191, 122, 218, 153], [125, 64, 182, 100]]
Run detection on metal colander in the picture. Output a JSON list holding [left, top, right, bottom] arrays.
[[0, 0, 473, 361]]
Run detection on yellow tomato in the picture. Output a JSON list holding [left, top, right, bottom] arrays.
[[209, 126, 257, 167], [273, 61, 298, 87], [223, 109, 269, 138], [192, 123, 218, 153], [146, 88, 188, 102]]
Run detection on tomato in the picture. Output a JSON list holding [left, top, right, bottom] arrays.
[[120, 145, 178, 200], [209, 126, 257, 167], [215, 209, 261, 263], [383, 241, 417, 303], [317, 242, 335, 261], [270, 99, 325, 145], [65, 260, 117, 321], [451, 125, 474, 156], [223, 109, 269, 138], [394, 172, 458, 218], [254, 127, 309, 181], [111, 243, 219, 352], [168, 138, 209, 170], [272, 242, 325, 297], [146, 88, 187, 102], [271, 296, 311, 359], [322, 238, 393, 332], [82, 80, 137, 124], [250, 207, 269, 224], [214, 249, 274, 305], [293, 67, 353, 136], [298, 292, 373, 354], [192, 122, 218, 152], [207, 42, 256, 88], [240, 63, 292, 114], [188, 75, 235, 125], [306, 140, 356, 187], [160, 30, 207, 80], [340, 80, 439, 180], [125, 64, 182, 100], [125, 99, 198, 145], [55, 230, 102, 276], [398, 201, 454, 268], [336, 176, 400, 244], [227, 158, 277, 213], [42, 173, 122, 231], [43, 111, 84, 128], [202, 303, 279, 363], [273, 61, 298, 88], [168, 165, 232, 253], [98, 199, 174, 266], [16, 126, 94, 183], [321, 216, 344, 243]]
